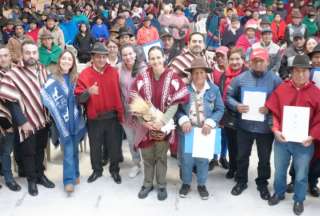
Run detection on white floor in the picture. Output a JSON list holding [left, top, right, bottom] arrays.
[[0, 141, 319, 216]]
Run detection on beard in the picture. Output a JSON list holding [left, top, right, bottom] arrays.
[[23, 58, 37, 66]]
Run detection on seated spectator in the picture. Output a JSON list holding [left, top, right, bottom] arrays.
[[236, 19, 260, 54], [136, 15, 159, 45], [271, 13, 287, 44], [90, 16, 109, 42], [74, 23, 95, 63], [222, 15, 244, 48], [26, 18, 40, 42]]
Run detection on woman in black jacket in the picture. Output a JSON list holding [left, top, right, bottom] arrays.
[[73, 23, 95, 63]]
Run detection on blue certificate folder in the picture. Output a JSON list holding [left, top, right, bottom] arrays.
[[184, 127, 221, 155]]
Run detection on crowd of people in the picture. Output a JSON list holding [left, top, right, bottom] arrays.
[[0, 0, 320, 215]]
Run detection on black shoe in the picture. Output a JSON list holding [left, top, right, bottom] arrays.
[[111, 173, 121, 184], [87, 172, 102, 183], [258, 186, 270, 200], [268, 193, 285, 206], [197, 185, 209, 200], [286, 182, 294, 193], [293, 202, 304, 215], [6, 181, 21, 192], [157, 188, 167, 201], [37, 175, 55, 188], [226, 170, 235, 179], [309, 185, 320, 197], [231, 183, 247, 196], [138, 186, 153, 199], [208, 159, 219, 171], [219, 157, 229, 170], [28, 181, 38, 196], [179, 184, 190, 198], [192, 165, 197, 174], [102, 159, 109, 166]]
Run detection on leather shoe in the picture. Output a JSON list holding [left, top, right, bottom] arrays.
[[231, 183, 247, 196], [111, 173, 121, 184], [268, 193, 285, 206], [258, 186, 271, 200], [87, 172, 102, 183], [6, 181, 21, 192], [293, 202, 304, 215], [286, 181, 294, 193], [37, 175, 55, 188], [226, 170, 235, 179], [28, 181, 38, 196]]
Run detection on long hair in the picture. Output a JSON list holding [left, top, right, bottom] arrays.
[[53, 50, 78, 84], [120, 43, 140, 77]]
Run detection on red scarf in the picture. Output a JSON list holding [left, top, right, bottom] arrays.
[[271, 20, 287, 43], [222, 67, 243, 101]]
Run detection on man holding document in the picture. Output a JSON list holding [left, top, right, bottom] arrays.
[[267, 55, 320, 215], [226, 48, 282, 199], [176, 58, 224, 200]]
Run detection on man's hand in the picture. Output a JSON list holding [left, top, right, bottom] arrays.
[[237, 104, 249, 113], [88, 82, 99, 95], [259, 106, 269, 114], [302, 136, 314, 147], [21, 122, 33, 135], [202, 124, 212, 136], [181, 121, 192, 133], [274, 130, 286, 143]]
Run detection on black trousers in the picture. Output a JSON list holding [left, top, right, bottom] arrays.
[[21, 127, 49, 181], [88, 117, 122, 174], [225, 127, 238, 172], [309, 159, 320, 187], [235, 128, 274, 188]]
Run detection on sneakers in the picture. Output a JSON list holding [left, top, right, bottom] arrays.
[[293, 201, 304, 215], [138, 186, 153, 199], [157, 188, 168, 201], [129, 165, 141, 178], [197, 185, 209, 200], [179, 184, 191, 198], [231, 183, 248, 196]]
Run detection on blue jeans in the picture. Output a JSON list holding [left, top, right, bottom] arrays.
[[214, 128, 228, 159], [63, 137, 80, 185], [0, 132, 15, 183], [273, 140, 314, 202], [122, 124, 141, 163]]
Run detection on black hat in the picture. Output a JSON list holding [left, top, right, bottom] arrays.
[[90, 42, 108, 55], [117, 27, 134, 39], [291, 55, 311, 69], [308, 44, 320, 58], [159, 27, 172, 38], [292, 31, 304, 39], [46, 13, 58, 21]]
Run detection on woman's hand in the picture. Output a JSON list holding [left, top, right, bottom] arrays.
[[202, 124, 212, 136], [274, 130, 286, 143], [181, 121, 192, 133]]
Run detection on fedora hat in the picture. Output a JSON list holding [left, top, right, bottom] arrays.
[[90, 42, 108, 55], [117, 27, 134, 39], [185, 58, 212, 73], [291, 55, 311, 69], [308, 44, 320, 58]]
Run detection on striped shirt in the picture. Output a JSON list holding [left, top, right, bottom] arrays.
[[0, 63, 49, 140], [0, 70, 12, 127]]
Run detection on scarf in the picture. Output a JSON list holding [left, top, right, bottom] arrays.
[[221, 67, 242, 101], [41, 75, 86, 145]]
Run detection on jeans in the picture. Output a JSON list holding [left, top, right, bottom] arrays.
[[63, 137, 80, 185], [0, 132, 15, 183], [122, 124, 141, 164], [273, 140, 314, 202], [236, 128, 274, 187], [214, 128, 228, 159]]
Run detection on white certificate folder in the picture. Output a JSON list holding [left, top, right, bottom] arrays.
[[183, 127, 221, 159], [241, 87, 267, 122], [282, 106, 310, 143]]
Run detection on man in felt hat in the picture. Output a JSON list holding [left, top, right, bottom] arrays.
[[7, 19, 33, 64], [38, 13, 65, 49], [279, 30, 306, 80], [267, 54, 320, 215], [284, 10, 307, 45], [118, 27, 134, 47], [227, 48, 282, 200], [176, 57, 224, 200], [159, 27, 179, 64], [136, 15, 159, 45], [75, 42, 124, 185], [250, 26, 281, 74]]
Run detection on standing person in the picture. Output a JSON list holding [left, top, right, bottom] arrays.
[[267, 55, 320, 215], [73, 23, 95, 64], [106, 40, 120, 67], [130, 47, 189, 201], [177, 57, 224, 200], [118, 44, 147, 178], [0, 45, 21, 192], [0, 40, 54, 196], [41, 50, 86, 194], [227, 48, 282, 199], [75, 42, 124, 184]]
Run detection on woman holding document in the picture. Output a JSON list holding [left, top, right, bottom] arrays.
[[176, 57, 224, 200], [266, 54, 320, 215]]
